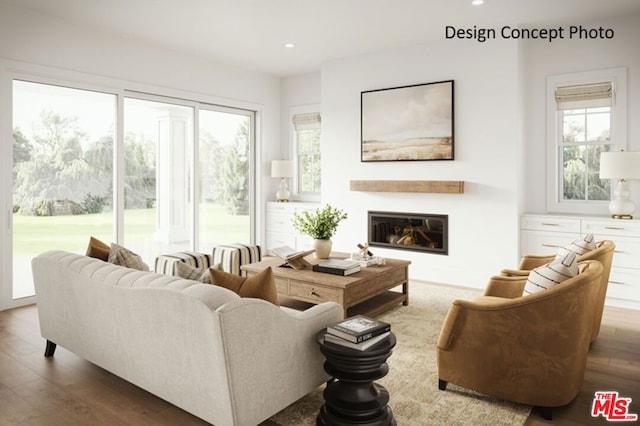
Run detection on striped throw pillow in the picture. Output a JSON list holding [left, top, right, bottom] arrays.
[[557, 233, 596, 258], [108, 243, 150, 271], [523, 250, 578, 296], [174, 261, 222, 284]]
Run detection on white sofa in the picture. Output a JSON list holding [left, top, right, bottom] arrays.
[[32, 250, 343, 426]]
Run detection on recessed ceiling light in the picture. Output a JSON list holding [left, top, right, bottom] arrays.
[[471, 0, 484, 5], [284, 43, 295, 49]]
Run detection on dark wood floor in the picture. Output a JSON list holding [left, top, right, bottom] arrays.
[[1, 302, 638, 425]]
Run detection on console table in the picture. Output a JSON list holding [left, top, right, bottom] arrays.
[[241, 254, 410, 317], [316, 329, 397, 425]]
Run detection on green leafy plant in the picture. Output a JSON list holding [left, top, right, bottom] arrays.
[[292, 204, 348, 240]]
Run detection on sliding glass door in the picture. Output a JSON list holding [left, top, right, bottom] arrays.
[[197, 107, 253, 253], [123, 98, 194, 262], [5, 78, 255, 308], [12, 80, 115, 299]]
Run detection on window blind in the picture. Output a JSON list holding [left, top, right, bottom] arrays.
[[555, 82, 613, 110], [292, 112, 321, 131]]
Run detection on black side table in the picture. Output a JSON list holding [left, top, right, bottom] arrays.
[[316, 329, 397, 426]]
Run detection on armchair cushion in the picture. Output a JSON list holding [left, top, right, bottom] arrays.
[[523, 251, 578, 296]]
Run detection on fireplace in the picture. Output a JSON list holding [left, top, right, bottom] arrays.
[[368, 211, 448, 255]]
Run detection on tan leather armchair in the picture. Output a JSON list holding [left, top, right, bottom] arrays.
[[499, 240, 615, 342], [437, 260, 603, 420]]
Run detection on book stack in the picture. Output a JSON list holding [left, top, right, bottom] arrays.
[[324, 315, 391, 351], [312, 259, 361, 276]]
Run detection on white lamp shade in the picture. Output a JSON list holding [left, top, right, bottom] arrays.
[[600, 151, 640, 180], [271, 160, 294, 178]]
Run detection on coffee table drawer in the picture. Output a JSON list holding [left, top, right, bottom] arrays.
[[290, 280, 340, 303]]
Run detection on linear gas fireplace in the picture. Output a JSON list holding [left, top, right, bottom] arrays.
[[368, 211, 448, 255]]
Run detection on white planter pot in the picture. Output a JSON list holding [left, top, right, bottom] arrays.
[[313, 239, 332, 259]]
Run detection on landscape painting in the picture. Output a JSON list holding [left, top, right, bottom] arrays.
[[361, 80, 454, 162]]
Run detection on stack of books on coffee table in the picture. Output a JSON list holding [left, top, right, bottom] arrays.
[[313, 259, 361, 276], [324, 315, 391, 351]]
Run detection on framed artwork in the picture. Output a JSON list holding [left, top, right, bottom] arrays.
[[361, 80, 454, 162]]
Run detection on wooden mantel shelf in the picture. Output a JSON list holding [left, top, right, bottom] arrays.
[[350, 180, 464, 194]]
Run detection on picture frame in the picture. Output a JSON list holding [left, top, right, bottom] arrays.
[[361, 80, 454, 162]]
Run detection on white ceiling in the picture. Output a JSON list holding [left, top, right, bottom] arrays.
[[4, 0, 640, 77]]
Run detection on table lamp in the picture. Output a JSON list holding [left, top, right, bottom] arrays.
[[271, 160, 294, 202], [599, 151, 640, 219]]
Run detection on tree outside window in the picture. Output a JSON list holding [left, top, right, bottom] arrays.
[[561, 107, 611, 201]]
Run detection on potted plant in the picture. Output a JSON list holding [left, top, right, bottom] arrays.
[[292, 204, 348, 259]]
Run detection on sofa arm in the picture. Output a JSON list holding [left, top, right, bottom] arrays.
[[216, 299, 342, 425], [483, 275, 527, 298], [499, 268, 530, 277]]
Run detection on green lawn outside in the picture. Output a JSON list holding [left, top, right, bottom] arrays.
[[13, 203, 250, 257]]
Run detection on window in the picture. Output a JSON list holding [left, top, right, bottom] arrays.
[[291, 106, 321, 199], [546, 68, 627, 214], [4, 73, 256, 308]]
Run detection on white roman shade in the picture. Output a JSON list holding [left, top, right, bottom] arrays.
[[292, 112, 321, 131], [555, 82, 613, 110]]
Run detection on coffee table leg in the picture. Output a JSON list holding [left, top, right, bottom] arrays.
[[402, 280, 409, 306]]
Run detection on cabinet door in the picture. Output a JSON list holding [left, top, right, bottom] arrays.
[[607, 270, 640, 302], [521, 230, 580, 256]]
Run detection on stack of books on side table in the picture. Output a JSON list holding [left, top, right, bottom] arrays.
[[324, 315, 391, 351], [313, 259, 361, 276]]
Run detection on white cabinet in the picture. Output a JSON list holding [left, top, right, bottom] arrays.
[[520, 215, 581, 255], [521, 214, 640, 310], [265, 202, 319, 254]]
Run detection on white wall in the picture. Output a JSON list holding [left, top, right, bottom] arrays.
[[0, 2, 281, 248], [521, 12, 640, 213], [320, 40, 522, 289], [280, 71, 322, 156], [275, 72, 321, 201]]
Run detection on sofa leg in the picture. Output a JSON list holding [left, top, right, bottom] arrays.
[[538, 406, 553, 420], [44, 340, 57, 357], [438, 379, 447, 391]]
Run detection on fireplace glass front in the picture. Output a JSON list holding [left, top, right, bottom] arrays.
[[368, 211, 448, 255]]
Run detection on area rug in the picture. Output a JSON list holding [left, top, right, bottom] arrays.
[[268, 282, 532, 425]]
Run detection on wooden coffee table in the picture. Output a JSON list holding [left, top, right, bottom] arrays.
[[241, 254, 410, 317]]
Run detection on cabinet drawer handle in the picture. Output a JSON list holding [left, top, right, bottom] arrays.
[[605, 226, 625, 230], [541, 244, 560, 248], [609, 280, 625, 285], [541, 223, 560, 226], [614, 250, 625, 254], [310, 290, 321, 297]]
